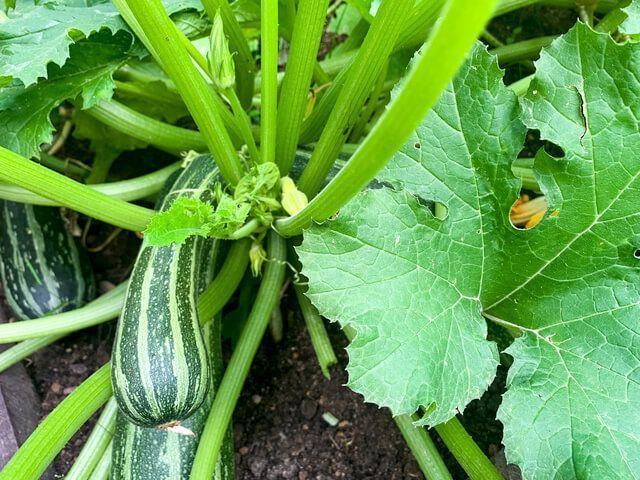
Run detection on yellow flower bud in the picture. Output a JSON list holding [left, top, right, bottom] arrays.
[[280, 176, 308, 216]]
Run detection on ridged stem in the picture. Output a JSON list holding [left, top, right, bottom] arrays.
[[434, 417, 503, 480], [275, 0, 331, 174], [260, 0, 279, 165], [297, 0, 413, 197], [0, 162, 180, 206], [0, 283, 127, 344], [395, 415, 453, 480], [122, 0, 243, 184], [0, 364, 112, 480], [65, 397, 118, 480], [294, 284, 338, 379], [191, 231, 286, 478], [88, 100, 207, 153], [276, 0, 498, 236], [200, 0, 256, 107], [198, 239, 251, 322], [0, 147, 154, 231]]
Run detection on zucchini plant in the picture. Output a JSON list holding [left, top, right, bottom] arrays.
[[0, 0, 639, 478]]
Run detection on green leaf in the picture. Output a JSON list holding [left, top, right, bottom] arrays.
[[298, 43, 522, 424], [492, 23, 640, 478], [0, 29, 132, 157], [620, 0, 640, 35], [144, 197, 215, 245], [301, 23, 640, 476], [0, 0, 202, 86]]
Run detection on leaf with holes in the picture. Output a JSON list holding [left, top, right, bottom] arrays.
[[299, 22, 640, 477], [493, 23, 640, 479], [299, 42, 523, 425]]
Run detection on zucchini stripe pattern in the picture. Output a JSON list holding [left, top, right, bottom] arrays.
[[111, 155, 220, 427], [0, 201, 93, 320]]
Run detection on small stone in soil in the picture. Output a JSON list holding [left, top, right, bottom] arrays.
[[50, 382, 62, 394], [299, 398, 317, 420], [251, 394, 262, 404], [249, 457, 267, 477]]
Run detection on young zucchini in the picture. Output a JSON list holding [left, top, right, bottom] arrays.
[[0, 201, 94, 320], [111, 155, 220, 427], [112, 218, 233, 479], [111, 318, 234, 480]]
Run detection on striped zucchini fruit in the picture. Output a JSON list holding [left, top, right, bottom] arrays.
[[111, 155, 220, 427], [111, 317, 234, 480], [0, 201, 94, 320]]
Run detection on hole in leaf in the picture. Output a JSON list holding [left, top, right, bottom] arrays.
[[634, 249, 640, 260], [414, 142, 421, 150]]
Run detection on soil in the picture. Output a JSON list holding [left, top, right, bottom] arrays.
[[24, 286, 513, 479]]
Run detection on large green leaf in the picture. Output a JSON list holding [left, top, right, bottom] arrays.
[[620, 0, 640, 35], [300, 22, 640, 476], [493, 23, 640, 479], [0, 29, 132, 157], [0, 0, 201, 86], [298, 43, 523, 425]]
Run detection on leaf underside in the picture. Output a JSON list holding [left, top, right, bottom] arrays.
[[300, 23, 640, 478]]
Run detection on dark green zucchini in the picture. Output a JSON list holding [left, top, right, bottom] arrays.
[[0, 201, 94, 320], [111, 155, 220, 427], [111, 317, 234, 480]]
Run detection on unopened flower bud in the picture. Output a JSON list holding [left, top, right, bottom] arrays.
[[207, 11, 235, 90], [280, 176, 308, 216], [249, 241, 267, 277]]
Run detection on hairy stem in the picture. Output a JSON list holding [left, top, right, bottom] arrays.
[[395, 415, 453, 480]]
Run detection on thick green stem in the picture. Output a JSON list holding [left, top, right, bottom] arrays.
[[0, 283, 127, 344], [275, 0, 331, 174], [297, 0, 412, 197], [294, 284, 338, 379], [0, 364, 112, 480], [88, 442, 112, 480], [490, 35, 555, 63], [37, 152, 90, 178], [191, 232, 286, 478], [348, 62, 388, 143], [198, 239, 251, 321], [88, 100, 207, 153], [395, 415, 453, 480], [122, 0, 243, 184], [0, 162, 180, 206], [0, 335, 64, 374], [276, 0, 498, 236], [201, 0, 256, 107], [225, 88, 260, 164], [435, 417, 503, 480], [65, 397, 118, 480], [260, 0, 279, 165], [0, 147, 154, 231]]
